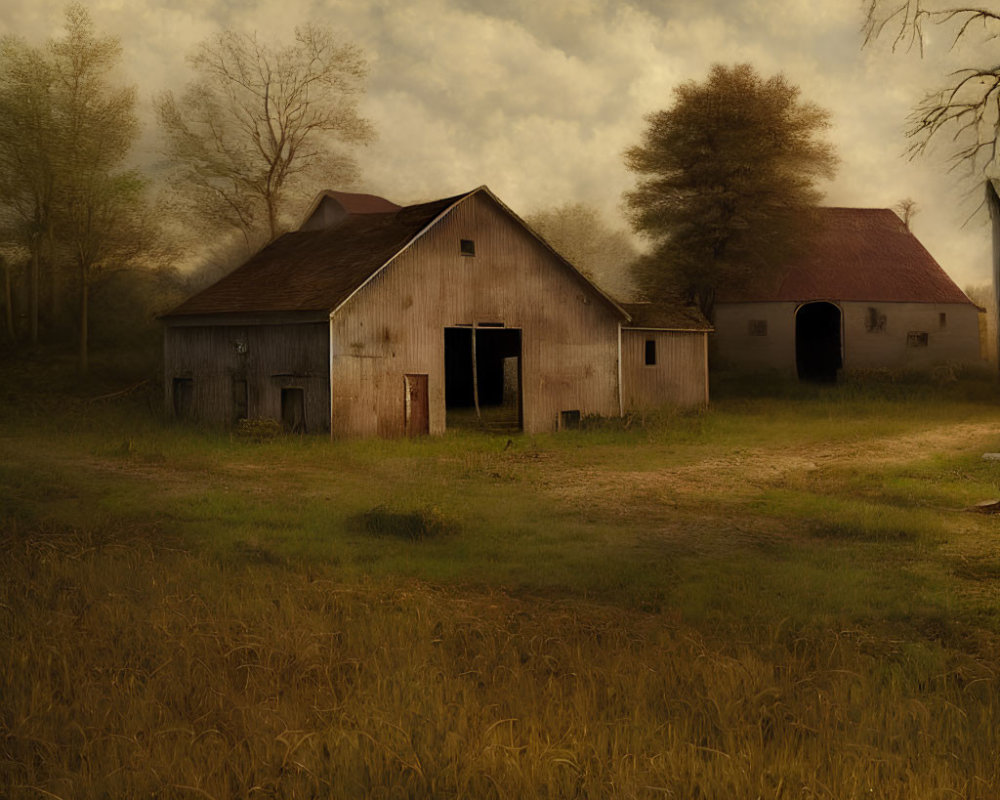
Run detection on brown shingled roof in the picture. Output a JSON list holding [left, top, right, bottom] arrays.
[[164, 193, 466, 317], [716, 208, 974, 305], [621, 301, 712, 331]]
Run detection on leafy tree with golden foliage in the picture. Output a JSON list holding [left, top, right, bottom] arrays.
[[623, 63, 837, 321], [0, 3, 161, 370]]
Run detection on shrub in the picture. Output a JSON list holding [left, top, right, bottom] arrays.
[[351, 505, 457, 541]]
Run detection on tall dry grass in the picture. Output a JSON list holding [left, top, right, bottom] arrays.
[[2, 520, 997, 799]]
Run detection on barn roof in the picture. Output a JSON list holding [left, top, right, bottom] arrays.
[[164, 193, 467, 317], [621, 301, 712, 331], [716, 207, 974, 306], [164, 186, 628, 321]]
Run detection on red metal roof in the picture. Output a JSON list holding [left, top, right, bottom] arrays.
[[716, 208, 974, 305]]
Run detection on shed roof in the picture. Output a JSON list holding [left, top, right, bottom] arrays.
[[621, 301, 712, 331], [716, 208, 974, 306], [164, 186, 628, 321]]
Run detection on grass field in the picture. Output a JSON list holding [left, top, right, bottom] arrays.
[[2, 361, 1000, 798]]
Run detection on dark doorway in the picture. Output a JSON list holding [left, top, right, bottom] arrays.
[[172, 378, 193, 419], [405, 374, 429, 436], [281, 387, 306, 433], [796, 302, 842, 382], [444, 326, 522, 431], [232, 378, 248, 423]]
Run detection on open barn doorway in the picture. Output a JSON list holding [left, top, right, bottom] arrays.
[[796, 302, 842, 382], [444, 326, 522, 431]]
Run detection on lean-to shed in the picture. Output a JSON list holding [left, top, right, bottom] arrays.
[[712, 208, 982, 380], [621, 301, 712, 409]]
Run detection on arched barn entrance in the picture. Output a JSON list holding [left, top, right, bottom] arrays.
[[795, 302, 842, 382]]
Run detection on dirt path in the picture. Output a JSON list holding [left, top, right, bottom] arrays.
[[545, 421, 1000, 513]]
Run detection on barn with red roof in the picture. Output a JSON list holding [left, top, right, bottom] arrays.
[[712, 208, 982, 379], [162, 186, 710, 436]]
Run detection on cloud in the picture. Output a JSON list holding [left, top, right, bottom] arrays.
[[0, 0, 992, 286]]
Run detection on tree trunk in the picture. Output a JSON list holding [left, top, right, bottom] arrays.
[[79, 263, 88, 373], [471, 327, 481, 420], [29, 242, 40, 345], [2, 255, 13, 342], [46, 226, 62, 332]]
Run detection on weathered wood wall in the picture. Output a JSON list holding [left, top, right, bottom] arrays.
[[329, 192, 623, 436], [163, 322, 330, 431], [713, 301, 982, 373], [621, 329, 708, 409]]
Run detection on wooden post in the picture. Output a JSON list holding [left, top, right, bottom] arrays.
[[471, 326, 481, 420]]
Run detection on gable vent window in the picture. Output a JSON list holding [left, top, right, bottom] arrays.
[[907, 331, 929, 347], [939, 312, 947, 329], [644, 339, 657, 366], [460, 239, 476, 256]]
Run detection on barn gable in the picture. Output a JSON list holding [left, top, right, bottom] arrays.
[[324, 188, 629, 436]]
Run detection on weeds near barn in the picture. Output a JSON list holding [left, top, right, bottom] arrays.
[[2, 365, 1000, 797]]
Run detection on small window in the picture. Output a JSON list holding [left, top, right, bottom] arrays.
[[939, 312, 947, 329], [865, 307, 886, 333], [644, 339, 657, 366], [559, 410, 581, 430], [172, 378, 193, 419], [907, 331, 929, 347], [748, 319, 768, 336], [460, 239, 476, 256]]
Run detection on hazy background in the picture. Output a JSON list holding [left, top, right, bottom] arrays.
[[2, 0, 992, 289]]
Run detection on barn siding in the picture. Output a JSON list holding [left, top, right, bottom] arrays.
[[713, 301, 982, 373], [622, 330, 708, 409], [164, 322, 330, 431], [841, 301, 980, 369], [328, 192, 622, 436], [713, 303, 797, 371]]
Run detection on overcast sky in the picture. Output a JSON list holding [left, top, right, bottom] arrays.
[[2, 0, 995, 289]]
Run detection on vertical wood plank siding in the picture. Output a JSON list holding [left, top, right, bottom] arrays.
[[621, 330, 708, 409], [164, 323, 330, 431], [329, 192, 622, 436]]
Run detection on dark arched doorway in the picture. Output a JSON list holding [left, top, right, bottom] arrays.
[[796, 302, 842, 382]]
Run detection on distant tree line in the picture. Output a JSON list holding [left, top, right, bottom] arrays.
[[2, 6, 847, 372], [0, 3, 374, 372]]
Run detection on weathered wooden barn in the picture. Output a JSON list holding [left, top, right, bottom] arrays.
[[712, 208, 982, 380], [162, 186, 710, 436]]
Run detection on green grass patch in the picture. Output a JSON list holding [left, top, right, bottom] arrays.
[[3, 363, 1000, 795]]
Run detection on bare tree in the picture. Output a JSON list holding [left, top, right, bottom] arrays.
[[155, 25, 375, 247], [864, 2, 1000, 175], [894, 197, 919, 228], [525, 203, 638, 300]]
